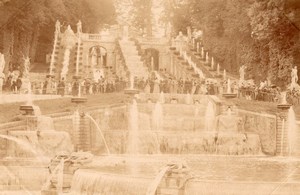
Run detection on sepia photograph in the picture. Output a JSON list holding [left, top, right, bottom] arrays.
[[0, 0, 300, 194]]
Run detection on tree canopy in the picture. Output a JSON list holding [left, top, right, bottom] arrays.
[[166, 0, 300, 86], [0, 0, 116, 70]]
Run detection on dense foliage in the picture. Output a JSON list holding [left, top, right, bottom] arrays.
[[0, 0, 116, 72], [167, 0, 300, 86]]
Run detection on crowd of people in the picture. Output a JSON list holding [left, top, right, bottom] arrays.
[[2, 70, 24, 93], [2, 69, 300, 107], [238, 81, 282, 103], [34, 75, 221, 97], [31, 76, 128, 96], [133, 76, 219, 95]]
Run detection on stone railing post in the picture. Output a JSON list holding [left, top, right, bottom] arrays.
[[276, 104, 291, 156]]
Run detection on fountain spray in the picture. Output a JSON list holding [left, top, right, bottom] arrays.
[[227, 79, 231, 94], [205, 52, 209, 64], [49, 31, 59, 75]]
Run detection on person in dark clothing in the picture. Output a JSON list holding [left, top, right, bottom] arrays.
[[43, 80, 48, 94], [16, 77, 22, 93], [72, 80, 80, 96], [57, 79, 65, 96]]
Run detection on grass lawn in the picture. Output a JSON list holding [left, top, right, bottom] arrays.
[[0, 93, 129, 123], [228, 98, 278, 114], [2, 93, 300, 124], [227, 97, 300, 119]]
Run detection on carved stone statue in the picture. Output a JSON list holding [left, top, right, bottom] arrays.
[[77, 20, 82, 33], [0, 53, 5, 74], [55, 20, 61, 34], [175, 31, 188, 52], [0, 53, 5, 94], [291, 66, 298, 86]]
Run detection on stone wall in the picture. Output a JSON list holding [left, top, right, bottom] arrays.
[[238, 109, 277, 155]]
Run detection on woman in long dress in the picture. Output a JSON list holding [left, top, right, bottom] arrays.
[[191, 79, 197, 94], [144, 79, 151, 93], [153, 78, 160, 93], [169, 79, 174, 94]]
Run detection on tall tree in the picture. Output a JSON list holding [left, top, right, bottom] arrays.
[[0, 0, 116, 72]]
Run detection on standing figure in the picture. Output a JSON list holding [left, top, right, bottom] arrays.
[[153, 78, 160, 93], [291, 66, 298, 86], [55, 20, 61, 34], [77, 20, 82, 33], [91, 47, 98, 67], [0, 53, 5, 94]]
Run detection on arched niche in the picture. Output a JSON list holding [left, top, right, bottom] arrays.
[[89, 46, 107, 68], [144, 48, 159, 71]]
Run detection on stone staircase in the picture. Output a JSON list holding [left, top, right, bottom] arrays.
[[52, 36, 62, 75], [118, 39, 149, 79], [71, 41, 84, 78]]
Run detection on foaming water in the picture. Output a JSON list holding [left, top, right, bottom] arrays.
[[49, 31, 58, 74], [152, 102, 163, 131], [1, 166, 32, 194], [211, 57, 214, 69], [42, 158, 65, 193], [0, 134, 47, 162], [205, 52, 209, 64], [227, 79, 231, 93], [70, 169, 151, 195], [204, 101, 216, 131], [56, 159, 64, 194], [127, 99, 139, 154], [72, 109, 80, 136], [185, 93, 192, 104], [287, 107, 298, 156], [61, 48, 71, 79], [146, 165, 171, 195], [26, 82, 33, 106], [281, 119, 285, 156], [158, 92, 165, 104], [85, 114, 111, 154], [281, 92, 287, 104]]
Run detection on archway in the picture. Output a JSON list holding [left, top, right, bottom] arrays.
[[144, 48, 159, 71], [89, 46, 107, 81], [89, 46, 107, 68]]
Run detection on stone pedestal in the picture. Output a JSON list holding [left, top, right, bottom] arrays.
[[78, 114, 91, 151], [73, 112, 91, 152], [25, 116, 38, 131], [276, 104, 291, 156]]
